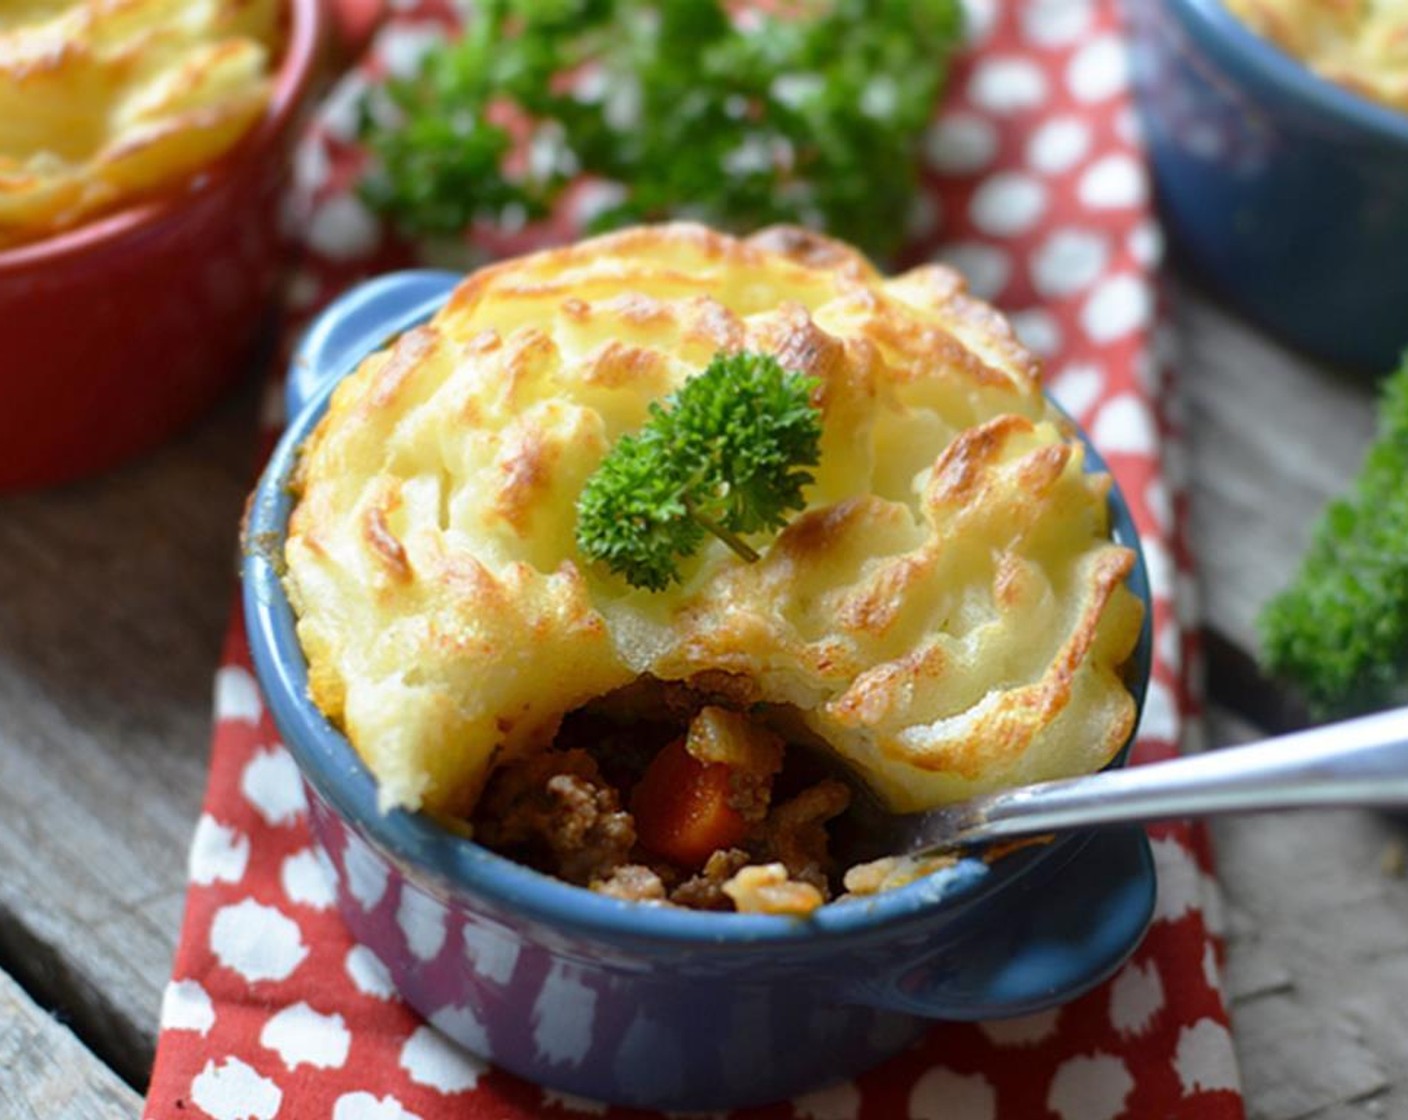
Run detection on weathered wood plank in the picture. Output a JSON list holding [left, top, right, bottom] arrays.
[[1173, 279, 1379, 658], [0, 376, 262, 1087], [0, 966, 142, 1119], [1206, 707, 1408, 1120]]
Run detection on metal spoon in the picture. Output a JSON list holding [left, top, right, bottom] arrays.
[[851, 706, 1408, 860]]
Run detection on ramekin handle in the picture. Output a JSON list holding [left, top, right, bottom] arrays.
[[286, 269, 461, 420], [851, 828, 1155, 1021]]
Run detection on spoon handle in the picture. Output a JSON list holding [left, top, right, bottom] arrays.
[[905, 706, 1408, 853]]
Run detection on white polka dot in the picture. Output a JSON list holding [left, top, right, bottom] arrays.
[[240, 745, 307, 827], [160, 979, 215, 1036], [1011, 309, 1062, 358], [532, 964, 599, 1069], [210, 899, 309, 982], [429, 1003, 492, 1056], [1140, 536, 1175, 605], [961, 0, 999, 45], [1067, 34, 1129, 102], [400, 1024, 488, 1093], [346, 945, 398, 1000], [293, 135, 331, 203], [968, 57, 1049, 115], [1031, 228, 1110, 299], [925, 112, 999, 175], [1047, 1053, 1133, 1120], [191, 1057, 282, 1120], [541, 1089, 610, 1115], [1049, 362, 1106, 419], [334, 1092, 424, 1120], [978, 1008, 1060, 1046], [397, 888, 448, 962], [318, 73, 371, 142], [1144, 674, 1179, 742], [1128, 220, 1164, 268], [261, 1002, 352, 1071], [307, 195, 382, 261], [1176, 1018, 1242, 1094], [1203, 942, 1224, 994], [344, 831, 390, 910], [1110, 959, 1165, 1036], [281, 847, 336, 910], [970, 172, 1048, 237], [1028, 116, 1092, 174], [1079, 154, 1148, 210], [909, 1068, 997, 1118], [463, 923, 521, 985], [1150, 835, 1202, 923], [570, 181, 628, 228], [934, 242, 1011, 300], [376, 24, 442, 79], [1083, 276, 1153, 344], [791, 1080, 861, 1120], [1155, 621, 1181, 679], [1020, 0, 1094, 46], [188, 815, 249, 886], [1144, 477, 1173, 535], [214, 666, 262, 724], [1091, 393, 1158, 455]]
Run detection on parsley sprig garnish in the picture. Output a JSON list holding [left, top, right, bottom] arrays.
[[1259, 355, 1408, 717], [357, 0, 964, 262], [575, 350, 821, 591]]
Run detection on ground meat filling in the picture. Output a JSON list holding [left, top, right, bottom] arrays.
[[470, 687, 853, 913], [472, 749, 636, 886]]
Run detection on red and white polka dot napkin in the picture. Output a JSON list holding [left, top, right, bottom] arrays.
[[143, 2, 1245, 1116]]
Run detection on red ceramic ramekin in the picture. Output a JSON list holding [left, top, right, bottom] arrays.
[[0, 0, 327, 491]]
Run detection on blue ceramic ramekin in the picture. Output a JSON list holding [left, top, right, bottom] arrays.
[[1125, 0, 1408, 371], [243, 270, 1156, 1112]]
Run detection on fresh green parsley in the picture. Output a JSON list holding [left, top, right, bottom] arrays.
[[357, 0, 964, 262], [575, 350, 822, 591], [1259, 355, 1408, 717]]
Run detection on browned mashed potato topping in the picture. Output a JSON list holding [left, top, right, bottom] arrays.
[[0, 0, 282, 248], [284, 223, 1145, 912], [1225, 0, 1408, 112]]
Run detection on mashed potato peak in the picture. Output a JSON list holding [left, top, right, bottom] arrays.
[[0, 0, 281, 248], [1226, 0, 1408, 113], [285, 224, 1144, 816]]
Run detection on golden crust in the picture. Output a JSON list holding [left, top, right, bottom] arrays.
[[0, 0, 281, 248], [1226, 0, 1408, 113], [286, 223, 1144, 815]]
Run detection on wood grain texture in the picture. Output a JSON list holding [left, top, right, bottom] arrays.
[[1208, 708, 1408, 1120], [0, 376, 263, 1087], [1173, 280, 1379, 657], [0, 966, 142, 1119]]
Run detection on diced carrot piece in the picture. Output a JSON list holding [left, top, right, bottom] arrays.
[[631, 736, 749, 870]]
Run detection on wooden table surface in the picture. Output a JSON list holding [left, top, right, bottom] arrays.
[[1, 274, 1403, 1120]]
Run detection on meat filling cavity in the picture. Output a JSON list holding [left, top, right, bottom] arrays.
[[470, 685, 852, 914]]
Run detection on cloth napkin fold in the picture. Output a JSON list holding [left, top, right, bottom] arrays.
[[144, 2, 1245, 1116]]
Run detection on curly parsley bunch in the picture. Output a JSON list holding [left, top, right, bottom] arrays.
[[1259, 355, 1408, 717], [358, 0, 963, 261], [575, 350, 822, 591]]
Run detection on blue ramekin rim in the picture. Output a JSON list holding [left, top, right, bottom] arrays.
[[241, 288, 1155, 950], [1164, 0, 1408, 147]]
